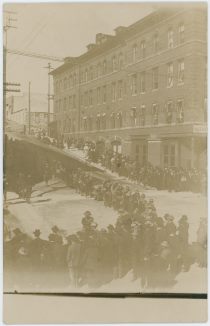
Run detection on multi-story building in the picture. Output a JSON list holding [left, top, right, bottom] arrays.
[[6, 93, 54, 134], [51, 5, 207, 169]]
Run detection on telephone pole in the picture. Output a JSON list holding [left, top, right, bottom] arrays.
[[28, 82, 31, 135], [3, 11, 17, 140], [44, 62, 54, 136]]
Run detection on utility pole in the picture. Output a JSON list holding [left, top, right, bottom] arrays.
[[44, 62, 54, 136], [28, 82, 31, 135], [3, 11, 17, 141]]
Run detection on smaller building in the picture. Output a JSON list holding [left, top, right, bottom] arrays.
[[6, 93, 54, 134]]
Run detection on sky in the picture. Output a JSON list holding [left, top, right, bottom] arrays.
[[4, 2, 155, 96]]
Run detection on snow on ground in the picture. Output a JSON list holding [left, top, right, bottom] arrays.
[[6, 182, 118, 240]]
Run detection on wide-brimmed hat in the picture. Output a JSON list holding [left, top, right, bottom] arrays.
[[84, 210, 92, 216], [52, 225, 59, 232], [33, 229, 41, 236], [13, 228, 22, 235]]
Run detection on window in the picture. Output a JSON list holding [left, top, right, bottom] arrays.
[[97, 87, 101, 104], [167, 62, 173, 87], [97, 63, 101, 78], [63, 97, 67, 111], [83, 117, 87, 131], [153, 33, 159, 53], [152, 103, 158, 125], [89, 66, 93, 80], [131, 74, 137, 95], [118, 80, 123, 99], [133, 44, 137, 63], [152, 67, 158, 90], [166, 101, 173, 124], [140, 40, 146, 58], [178, 23, 185, 44], [101, 113, 106, 129], [112, 56, 117, 72], [85, 69, 88, 82], [177, 99, 184, 123], [178, 59, 184, 84], [168, 28, 174, 49], [103, 85, 107, 103], [64, 78, 67, 89], [69, 96, 72, 110], [84, 92, 88, 107], [89, 90, 93, 106], [170, 145, 176, 167], [96, 114, 101, 130], [140, 71, 146, 93], [110, 113, 116, 129], [130, 107, 137, 126], [117, 112, 123, 128], [103, 60, 107, 75], [142, 144, 147, 165], [73, 73, 76, 86], [164, 145, 169, 166], [118, 53, 123, 70], [140, 105, 146, 126], [111, 82, 116, 101], [88, 116, 93, 131], [73, 95, 76, 109]]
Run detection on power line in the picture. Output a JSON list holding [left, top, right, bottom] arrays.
[[7, 48, 64, 62]]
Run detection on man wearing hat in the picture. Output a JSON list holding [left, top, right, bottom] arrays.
[[66, 234, 81, 288], [48, 225, 63, 245], [164, 214, 177, 240], [30, 229, 47, 274]]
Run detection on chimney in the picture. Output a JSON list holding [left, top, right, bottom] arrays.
[[114, 26, 126, 35], [87, 43, 96, 51], [64, 57, 77, 64], [96, 33, 112, 45]]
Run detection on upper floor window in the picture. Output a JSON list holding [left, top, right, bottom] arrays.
[[130, 107, 137, 126], [73, 73, 76, 86], [133, 44, 137, 63], [117, 112, 123, 128], [140, 40, 146, 58], [152, 103, 159, 125], [84, 91, 88, 107], [118, 80, 123, 99], [153, 33, 159, 53], [111, 82, 116, 101], [103, 60, 107, 75], [140, 105, 146, 126], [63, 97, 67, 111], [69, 96, 72, 110], [131, 74, 137, 95], [140, 71, 146, 93], [97, 63, 101, 78], [178, 23, 185, 44], [110, 113, 116, 129], [59, 80, 63, 91], [89, 90, 93, 106], [177, 99, 184, 123], [64, 78, 67, 89], [118, 53, 123, 70], [168, 28, 174, 49], [73, 94, 76, 109], [167, 62, 173, 88], [166, 101, 173, 124], [85, 69, 88, 82], [103, 85, 107, 103], [112, 56, 117, 72], [97, 87, 101, 104], [152, 67, 158, 90], [89, 66, 94, 80], [178, 59, 184, 84]]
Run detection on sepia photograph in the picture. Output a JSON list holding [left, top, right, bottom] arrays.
[[3, 1, 207, 304]]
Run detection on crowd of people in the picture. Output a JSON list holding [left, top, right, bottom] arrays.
[[4, 163, 207, 291]]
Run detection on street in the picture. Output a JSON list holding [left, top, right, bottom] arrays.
[[6, 178, 207, 244]]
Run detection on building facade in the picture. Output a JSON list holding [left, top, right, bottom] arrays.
[[51, 5, 207, 169], [6, 93, 54, 134]]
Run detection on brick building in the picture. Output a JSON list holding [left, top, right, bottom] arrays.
[[51, 5, 207, 169], [6, 93, 54, 134]]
